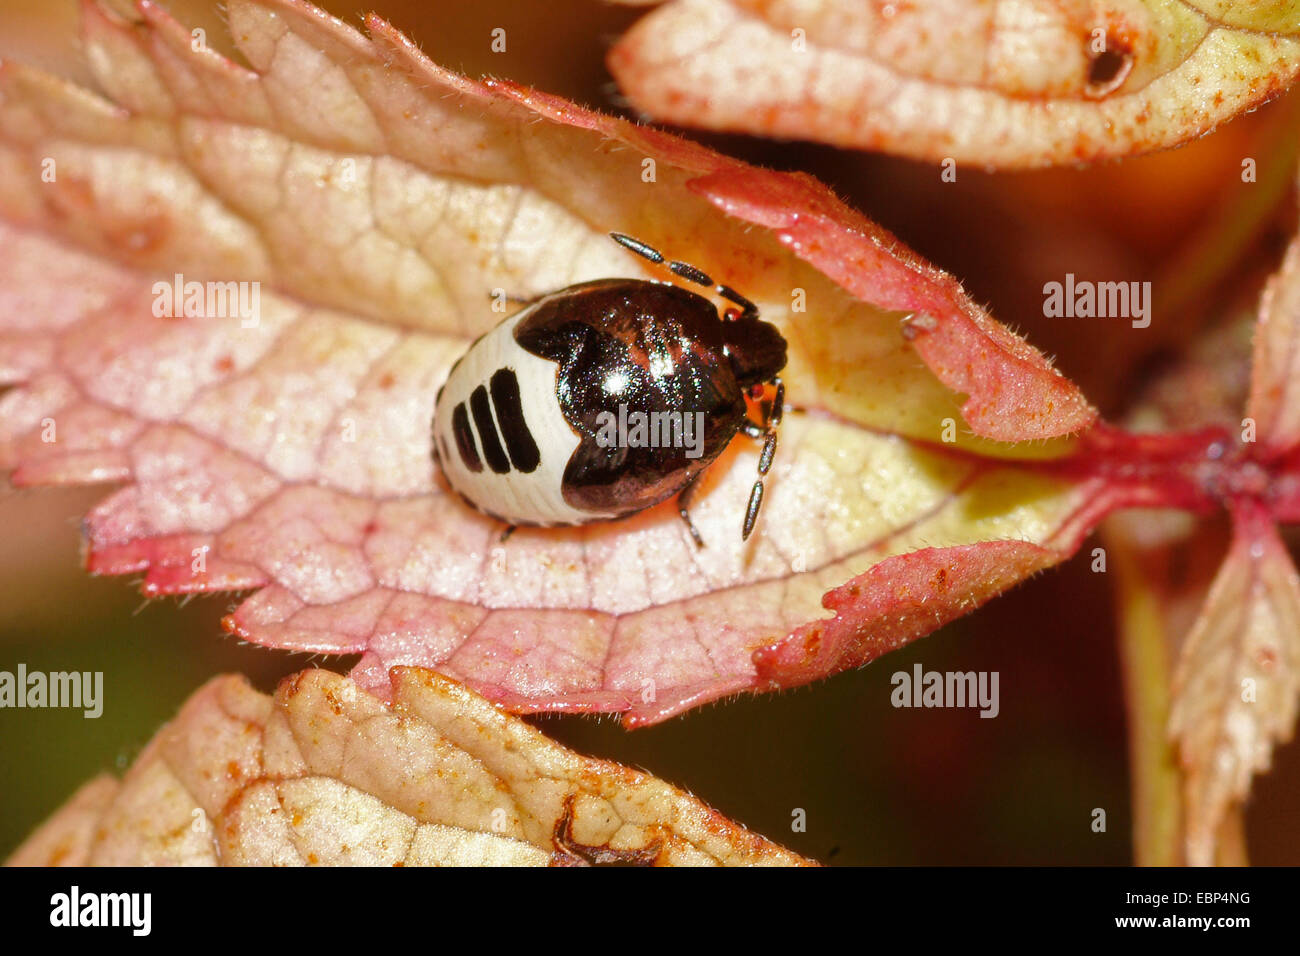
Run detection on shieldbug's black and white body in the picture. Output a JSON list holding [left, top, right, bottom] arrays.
[[432, 233, 787, 545]]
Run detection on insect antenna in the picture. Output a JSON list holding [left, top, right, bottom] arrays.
[[609, 232, 758, 320]]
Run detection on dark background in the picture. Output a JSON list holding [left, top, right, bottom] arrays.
[[1, 0, 1296, 864]]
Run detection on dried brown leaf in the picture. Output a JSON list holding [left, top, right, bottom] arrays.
[[7, 667, 809, 866]]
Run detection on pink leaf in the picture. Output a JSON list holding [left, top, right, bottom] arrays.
[[0, 0, 1152, 726]]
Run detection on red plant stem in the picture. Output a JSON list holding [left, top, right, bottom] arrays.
[[1038, 423, 1300, 522]]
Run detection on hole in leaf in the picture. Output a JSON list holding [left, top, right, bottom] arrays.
[[1085, 39, 1133, 98]]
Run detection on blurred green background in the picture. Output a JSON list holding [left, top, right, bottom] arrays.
[[1, 0, 1297, 864]]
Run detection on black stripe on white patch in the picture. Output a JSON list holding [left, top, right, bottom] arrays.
[[451, 403, 482, 473], [489, 368, 541, 474], [470, 384, 511, 474]]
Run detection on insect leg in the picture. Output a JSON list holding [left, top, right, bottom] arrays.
[[499, 524, 517, 544], [739, 376, 783, 540], [742, 480, 764, 541], [768, 378, 785, 427], [676, 472, 706, 549], [757, 433, 777, 476]]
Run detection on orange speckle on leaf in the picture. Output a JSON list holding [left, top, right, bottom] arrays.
[[803, 626, 822, 659]]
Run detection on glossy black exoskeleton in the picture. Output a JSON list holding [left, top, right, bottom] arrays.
[[432, 232, 786, 545]]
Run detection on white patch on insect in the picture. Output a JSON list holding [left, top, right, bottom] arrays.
[[433, 309, 593, 526]]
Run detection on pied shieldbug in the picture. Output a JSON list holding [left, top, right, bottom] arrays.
[[431, 232, 787, 546]]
